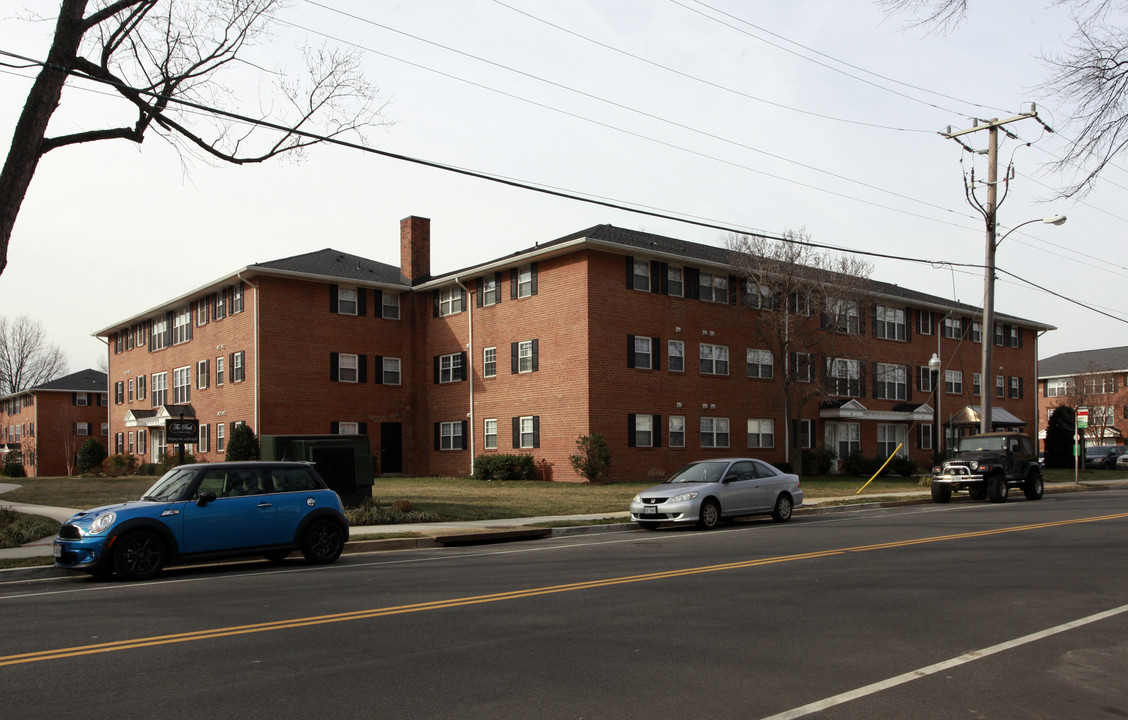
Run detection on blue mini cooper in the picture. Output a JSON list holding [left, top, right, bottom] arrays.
[[54, 461, 349, 580]]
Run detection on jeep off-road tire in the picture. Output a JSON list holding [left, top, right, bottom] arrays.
[[930, 482, 952, 503], [987, 473, 1008, 503], [1023, 470, 1044, 501]]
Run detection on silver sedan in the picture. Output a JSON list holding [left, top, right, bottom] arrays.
[[630, 458, 803, 530]]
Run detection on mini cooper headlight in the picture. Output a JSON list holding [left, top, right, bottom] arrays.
[[670, 491, 699, 504], [88, 512, 117, 535]]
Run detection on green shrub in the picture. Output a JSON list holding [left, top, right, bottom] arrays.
[[0, 506, 60, 548], [225, 424, 260, 461], [889, 456, 918, 478], [76, 438, 108, 474], [346, 498, 441, 525], [101, 454, 138, 477], [2, 455, 26, 478], [568, 433, 611, 483], [137, 463, 160, 476], [473, 453, 537, 481], [800, 448, 836, 476], [157, 450, 198, 474], [774, 461, 794, 474]]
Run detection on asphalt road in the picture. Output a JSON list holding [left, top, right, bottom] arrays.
[[2, 490, 1127, 719]]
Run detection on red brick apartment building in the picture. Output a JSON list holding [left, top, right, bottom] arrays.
[[1, 369, 108, 477], [1038, 346, 1128, 447], [96, 217, 1049, 482]]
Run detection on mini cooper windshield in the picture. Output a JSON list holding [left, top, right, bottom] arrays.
[[141, 467, 196, 502]]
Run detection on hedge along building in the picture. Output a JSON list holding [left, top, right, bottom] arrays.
[[0, 369, 108, 477], [96, 217, 1051, 482]]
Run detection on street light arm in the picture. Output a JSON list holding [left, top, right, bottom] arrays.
[[995, 215, 1067, 248]]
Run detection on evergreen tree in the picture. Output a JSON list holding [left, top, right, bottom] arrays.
[[225, 425, 261, 462]]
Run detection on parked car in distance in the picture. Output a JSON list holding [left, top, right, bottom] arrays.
[[1083, 445, 1126, 470], [54, 461, 349, 580], [1117, 452, 1128, 469], [629, 458, 802, 530]]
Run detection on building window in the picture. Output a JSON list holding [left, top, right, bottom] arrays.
[[994, 323, 1005, 346], [484, 347, 497, 378], [515, 416, 539, 449], [667, 267, 683, 297], [699, 272, 728, 303], [972, 372, 982, 396], [484, 419, 498, 450], [518, 340, 536, 373], [197, 299, 209, 326], [232, 284, 244, 313], [919, 423, 933, 451], [101, 422, 108, 436], [115, 432, 124, 454], [1009, 376, 1022, 399], [968, 321, 982, 343], [338, 353, 359, 383], [516, 265, 535, 298], [746, 349, 773, 379], [632, 414, 654, 447], [438, 287, 463, 316], [996, 375, 1005, 399], [632, 336, 653, 370], [232, 351, 245, 382], [942, 317, 962, 339], [877, 424, 908, 458], [173, 366, 191, 404], [700, 343, 729, 375], [197, 360, 209, 389], [874, 306, 906, 341], [918, 310, 933, 335], [830, 422, 861, 458], [198, 424, 210, 452], [669, 415, 685, 448], [945, 369, 963, 395], [338, 287, 358, 315], [135, 323, 147, 347], [213, 292, 226, 320], [75, 422, 90, 437], [216, 424, 225, 453], [151, 315, 168, 351], [76, 392, 88, 407], [114, 382, 124, 404], [829, 358, 861, 397], [796, 419, 814, 449], [701, 417, 730, 448], [152, 372, 168, 407], [747, 419, 774, 448], [216, 356, 225, 386], [382, 292, 400, 319], [439, 353, 462, 383], [632, 260, 650, 291], [1044, 378, 1072, 397], [127, 379, 134, 402], [338, 421, 359, 435], [744, 282, 772, 310], [381, 357, 401, 386], [825, 297, 861, 334], [482, 276, 500, 306], [138, 429, 147, 455], [128, 432, 135, 454], [668, 340, 684, 372], [794, 352, 814, 382], [874, 363, 907, 401], [1009, 327, 1020, 348], [172, 307, 192, 345]]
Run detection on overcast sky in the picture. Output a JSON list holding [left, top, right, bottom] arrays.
[[1, 0, 1124, 373]]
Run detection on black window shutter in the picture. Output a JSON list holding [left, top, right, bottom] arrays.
[[531, 340, 539, 372], [374, 356, 384, 384], [72, 392, 77, 405], [204, 359, 210, 388], [461, 287, 468, 309], [476, 278, 484, 307], [511, 342, 519, 374], [460, 421, 468, 450], [651, 261, 662, 293], [532, 416, 540, 448], [329, 352, 339, 381], [627, 335, 636, 368], [510, 269, 518, 299], [331, 421, 339, 434], [1018, 327, 1024, 348], [905, 364, 912, 401], [728, 275, 738, 305], [626, 256, 634, 289], [658, 262, 669, 295], [359, 422, 367, 435], [229, 352, 235, 381], [512, 417, 520, 448], [857, 305, 865, 335], [374, 289, 382, 316], [434, 423, 441, 451], [433, 356, 440, 384], [685, 267, 700, 299], [905, 307, 913, 341], [652, 337, 661, 370], [495, 272, 503, 303], [357, 288, 367, 317], [359, 355, 368, 383], [432, 291, 440, 318], [1019, 377, 1024, 398], [459, 352, 467, 381], [530, 263, 538, 295], [165, 311, 173, 346], [654, 414, 662, 447], [873, 362, 879, 399], [628, 413, 637, 447]]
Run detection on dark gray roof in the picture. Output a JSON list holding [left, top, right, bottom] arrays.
[[251, 248, 408, 287], [436, 224, 1051, 329], [27, 369, 106, 395], [1039, 346, 1128, 378]]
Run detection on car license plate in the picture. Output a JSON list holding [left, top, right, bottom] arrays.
[[53, 544, 62, 558], [643, 505, 656, 515]]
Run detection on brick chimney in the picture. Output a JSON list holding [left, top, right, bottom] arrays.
[[400, 216, 431, 283]]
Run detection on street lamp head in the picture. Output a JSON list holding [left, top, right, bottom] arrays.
[[928, 353, 942, 374], [1043, 214, 1067, 226]]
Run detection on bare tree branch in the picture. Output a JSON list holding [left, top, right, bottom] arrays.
[[0, 315, 70, 395]]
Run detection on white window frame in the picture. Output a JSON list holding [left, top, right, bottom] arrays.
[[484, 418, 498, 450], [517, 266, 534, 298], [700, 343, 729, 376], [151, 316, 168, 351], [747, 418, 774, 448], [518, 341, 535, 374], [173, 366, 191, 404], [829, 358, 861, 397], [198, 424, 210, 453], [875, 363, 907, 401], [75, 392, 88, 407], [699, 272, 728, 303], [382, 292, 400, 319], [338, 287, 358, 315], [439, 287, 463, 316], [877, 424, 908, 458], [483, 276, 500, 306], [216, 356, 225, 386], [700, 417, 730, 448], [942, 317, 962, 339], [874, 306, 906, 341], [338, 353, 359, 383], [152, 372, 168, 407], [632, 260, 650, 291], [172, 306, 191, 345], [1009, 376, 1021, 399], [668, 340, 684, 372], [382, 357, 401, 386], [440, 353, 462, 384], [232, 351, 245, 382], [338, 421, 359, 435], [76, 422, 90, 437], [633, 336, 652, 370], [972, 372, 982, 396], [216, 423, 225, 452], [483, 347, 497, 378], [826, 297, 860, 334], [196, 360, 208, 389], [232, 284, 244, 313], [519, 416, 536, 449], [669, 415, 685, 448], [633, 414, 653, 448], [667, 267, 683, 297], [746, 348, 773, 379], [918, 311, 933, 335], [945, 369, 963, 395]]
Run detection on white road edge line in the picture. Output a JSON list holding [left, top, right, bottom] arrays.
[[759, 602, 1128, 720]]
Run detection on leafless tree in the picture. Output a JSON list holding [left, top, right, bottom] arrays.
[[0, 0, 389, 276], [1050, 363, 1122, 445], [880, 0, 1128, 197], [726, 229, 874, 471], [0, 315, 70, 395]]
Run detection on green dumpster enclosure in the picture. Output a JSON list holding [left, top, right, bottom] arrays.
[[260, 435, 375, 500]]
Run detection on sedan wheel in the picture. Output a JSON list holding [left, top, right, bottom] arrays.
[[301, 520, 345, 564], [771, 494, 793, 522], [113, 530, 167, 581], [696, 499, 721, 530]]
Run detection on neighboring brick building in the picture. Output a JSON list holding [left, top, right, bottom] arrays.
[[96, 217, 1050, 481], [1038, 346, 1128, 448], [1, 369, 108, 477]]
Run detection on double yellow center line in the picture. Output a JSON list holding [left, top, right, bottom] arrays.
[[5, 511, 1127, 667]]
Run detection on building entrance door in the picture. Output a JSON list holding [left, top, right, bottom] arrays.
[[380, 422, 403, 474]]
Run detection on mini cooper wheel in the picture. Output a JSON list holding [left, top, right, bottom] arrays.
[[771, 494, 793, 522], [301, 520, 345, 565], [696, 499, 721, 530], [113, 529, 167, 581]]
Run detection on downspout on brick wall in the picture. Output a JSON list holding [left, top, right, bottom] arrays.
[[455, 276, 474, 473], [237, 273, 260, 436]]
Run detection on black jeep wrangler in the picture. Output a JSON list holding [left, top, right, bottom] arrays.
[[930, 432, 1043, 503]]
